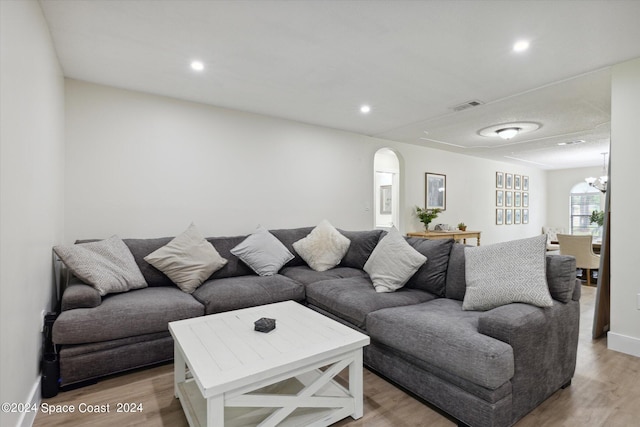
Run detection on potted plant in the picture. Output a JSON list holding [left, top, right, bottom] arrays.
[[415, 206, 441, 231], [457, 222, 467, 231]]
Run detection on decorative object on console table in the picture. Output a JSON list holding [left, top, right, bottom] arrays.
[[425, 172, 446, 210], [415, 206, 441, 231], [407, 230, 481, 246], [457, 222, 467, 231]]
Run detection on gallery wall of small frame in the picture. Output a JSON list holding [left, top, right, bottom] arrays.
[[495, 171, 529, 225]]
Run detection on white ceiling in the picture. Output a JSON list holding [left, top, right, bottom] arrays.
[[39, 0, 640, 169]]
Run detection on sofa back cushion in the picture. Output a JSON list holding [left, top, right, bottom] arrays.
[[445, 243, 468, 300], [123, 238, 175, 287], [124, 235, 257, 286], [404, 237, 454, 296], [545, 254, 578, 303], [270, 227, 315, 267], [338, 229, 384, 269]]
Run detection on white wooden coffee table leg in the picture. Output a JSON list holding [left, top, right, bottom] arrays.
[[349, 348, 364, 419], [174, 344, 185, 399], [207, 394, 225, 426]]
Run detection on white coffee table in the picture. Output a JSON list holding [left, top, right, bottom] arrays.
[[168, 300, 370, 427]]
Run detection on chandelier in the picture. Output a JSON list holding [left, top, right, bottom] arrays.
[[585, 153, 608, 193]]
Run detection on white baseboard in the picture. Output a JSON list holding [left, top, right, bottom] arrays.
[[17, 379, 40, 427], [608, 332, 640, 358]]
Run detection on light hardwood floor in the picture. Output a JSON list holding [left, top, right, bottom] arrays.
[[34, 286, 640, 426]]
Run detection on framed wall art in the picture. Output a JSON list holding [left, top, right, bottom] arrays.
[[523, 209, 529, 224], [496, 190, 504, 207], [505, 209, 513, 225], [505, 191, 513, 207], [496, 209, 504, 225], [514, 209, 521, 224], [514, 175, 521, 190], [505, 173, 513, 189], [496, 172, 504, 188], [515, 192, 521, 207], [425, 172, 446, 210]]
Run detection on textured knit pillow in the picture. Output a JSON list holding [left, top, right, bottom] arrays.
[[462, 235, 552, 311], [293, 220, 351, 271], [231, 225, 294, 276], [53, 235, 147, 296], [364, 227, 427, 293], [144, 223, 227, 293]]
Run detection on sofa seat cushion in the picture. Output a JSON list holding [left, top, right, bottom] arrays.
[[192, 274, 305, 315], [305, 276, 436, 329], [366, 298, 514, 390], [280, 265, 368, 285], [53, 287, 205, 345]]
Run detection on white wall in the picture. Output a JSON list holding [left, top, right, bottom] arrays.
[[609, 57, 640, 357], [65, 80, 545, 246], [546, 166, 605, 231], [0, 2, 65, 426]]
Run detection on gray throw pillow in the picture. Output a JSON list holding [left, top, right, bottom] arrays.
[[231, 225, 294, 276], [364, 227, 427, 293], [462, 235, 552, 311], [54, 235, 147, 296], [144, 223, 228, 293], [293, 220, 351, 271]]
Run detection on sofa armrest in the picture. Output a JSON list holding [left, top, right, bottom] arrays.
[[61, 279, 102, 311], [478, 300, 580, 420]]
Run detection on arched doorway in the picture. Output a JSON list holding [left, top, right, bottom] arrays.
[[373, 148, 401, 229]]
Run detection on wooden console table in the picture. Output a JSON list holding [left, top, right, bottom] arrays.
[[407, 230, 481, 246]]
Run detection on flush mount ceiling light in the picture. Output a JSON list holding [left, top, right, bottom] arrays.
[[190, 60, 204, 71], [478, 122, 541, 140], [360, 105, 371, 114], [496, 127, 520, 140]]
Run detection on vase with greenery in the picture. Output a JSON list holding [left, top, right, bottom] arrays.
[[415, 206, 441, 231], [457, 222, 467, 231], [590, 210, 604, 227]]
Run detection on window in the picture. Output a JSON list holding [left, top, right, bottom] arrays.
[[570, 182, 603, 235]]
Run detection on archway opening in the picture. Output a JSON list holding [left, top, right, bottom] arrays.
[[374, 148, 400, 229]]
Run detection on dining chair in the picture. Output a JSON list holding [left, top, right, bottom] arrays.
[[542, 226, 565, 251], [557, 234, 600, 286]]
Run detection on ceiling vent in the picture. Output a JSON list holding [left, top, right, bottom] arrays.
[[451, 100, 484, 112]]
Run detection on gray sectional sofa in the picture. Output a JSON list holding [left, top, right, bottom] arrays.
[[52, 227, 580, 427]]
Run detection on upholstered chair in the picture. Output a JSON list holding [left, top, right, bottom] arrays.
[[557, 234, 600, 286]]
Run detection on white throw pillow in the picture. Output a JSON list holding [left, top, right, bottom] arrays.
[[144, 223, 227, 293], [54, 235, 147, 296], [364, 227, 427, 293], [462, 235, 552, 311], [231, 225, 294, 276], [293, 220, 351, 272]]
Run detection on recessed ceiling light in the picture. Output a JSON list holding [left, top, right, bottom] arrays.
[[190, 60, 204, 71], [360, 105, 371, 114], [513, 40, 530, 52]]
